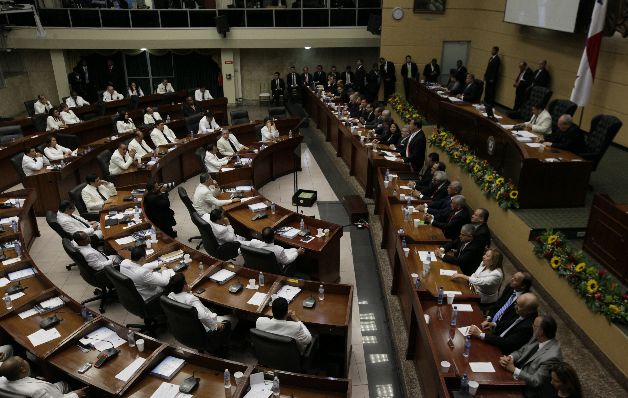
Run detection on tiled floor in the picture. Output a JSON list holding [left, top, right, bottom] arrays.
[[26, 142, 370, 396]]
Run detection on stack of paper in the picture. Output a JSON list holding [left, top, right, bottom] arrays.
[[247, 292, 267, 306], [0, 216, 19, 225], [453, 304, 474, 312], [248, 202, 268, 212], [115, 357, 146, 382], [382, 151, 397, 157], [276, 285, 302, 303], [2, 257, 22, 266], [18, 308, 38, 319], [500, 124, 516, 129], [79, 327, 127, 351], [278, 227, 300, 239], [115, 236, 136, 245], [7, 268, 36, 281], [209, 269, 236, 283], [417, 251, 435, 262], [448, 96, 463, 103], [243, 372, 273, 398], [27, 328, 61, 347], [150, 356, 185, 380], [236, 185, 253, 192], [384, 156, 399, 162], [37, 297, 65, 312], [526, 143, 543, 148], [149, 382, 191, 398], [0, 278, 9, 287], [443, 290, 462, 296], [439, 269, 457, 276], [469, 362, 496, 372], [8, 292, 25, 301], [3, 199, 25, 207]]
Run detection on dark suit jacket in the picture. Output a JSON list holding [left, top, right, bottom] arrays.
[[484, 55, 501, 83], [473, 223, 491, 250], [271, 78, 285, 94], [515, 68, 534, 93], [443, 238, 484, 276], [401, 62, 419, 80], [394, 134, 410, 154], [547, 124, 586, 154], [144, 191, 176, 234], [380, 61, 396, 83], [423, 63, 441, 83], [286, 72, 301, 87], [455, 65, 468, 84], [432, 206, 471, 240], [380, 131, 401, 146], [486, 286, 525, 327], [510, 338, 563, 398], [355, 65, 367, 91], [531, 68, 550, 88], [462, 80, 482, 102], [313, 71, 327, 86], [484, 313, 537, 354], [341, 71, 355, 86], [403, 130, 426, 172], [300, 73, 313, 86], [423, 181, 449, 201], [182, 104, 201, 117], [363, 111, 376, 124], [427, 195, 451, 215]]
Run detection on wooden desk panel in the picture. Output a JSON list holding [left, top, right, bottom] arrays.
[[0, 189, 40, 249], [0, 264, 52, 319], [244, 368, 351, 398]]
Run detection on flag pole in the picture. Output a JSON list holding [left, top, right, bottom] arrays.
[[579, 107, 585, 127]]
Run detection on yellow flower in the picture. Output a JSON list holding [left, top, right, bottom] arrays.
[[575, 262, 586, 273], [485, 175, 494, 182], [586, 279, 599, 294], [465, 157, 472, 164], [473, 165, 480, 173], [495, 177, 504, 185], [550, 256, 561, 269], [547, 235, 558, 244], [453, 152, 460, 159], [608, 305, 620, 315], [510, 190, 519, 199]]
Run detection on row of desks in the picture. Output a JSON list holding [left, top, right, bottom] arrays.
[[0, 189, 352, 396]]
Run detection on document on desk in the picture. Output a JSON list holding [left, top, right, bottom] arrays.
[[0, 277, 9, 287], [469, 362, 496, 373], [458, 326, 471, 336], [18, 308, 38, 319], [384, 156, 400, 162], [39, 297, 65, 310], [278, 227, 300, 239], [439, 269, 457, 276], [236, 185, 253, 192], [2, 257, 22, 266], [150, 356, 185, 380], [3, 199, 25, 207], [221, 167, 235, 172], [443, 290, 462, 296], [114, 236, 136, 245], [276, 285, 301, 303], [0, 216, 19, 225], [244, 372, 272, 398], [80, 326, 127, 351], [209, 269, 236, 283], [9, 292, 25, 301], [247, 292, 268, 306], [7, 268, 35, 281], [526, 143, 544, 148], [418, 251, 435, 262], [500, 124, 515, 130], [27, 328, 61, 347], [115, 357, 146, 382], [149, 382, 192, 398], [248, 202, 268, 212], [453, 304, 474, 312]]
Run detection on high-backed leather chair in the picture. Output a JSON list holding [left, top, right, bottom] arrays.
[[10, 152, 26, 179], [69, 183, 99, 222], [56, 133, 80, 151], [24, 99, 36, 117], [159, 295, 229, 354], [177, 187, 202, 249], [250, 328, 315, 373], [581, 115, 623, 171], [104, 266, 164, 332], [230, 109, 249, 125], [240, 245, 293, 276], [0, 125, 23, 144], [46, 210, 75, 270], [255, 124, 263, 141], [191, 212, 240, 260], [32, 114, 47, 132], [185, 113, 204, 133], [268, 107, 287, 120], [547, 99, 578, 133], [516, 86, 553, 122], [96, 150, 112, 180], [62, 238, 114, 313], [195, 147, 207, 172]]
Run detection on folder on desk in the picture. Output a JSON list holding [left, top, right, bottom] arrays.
[[248, 202, 268, 212], [7, 267, 36, 281], [150, 356, 185, 381], [209, 269, 236, 284]]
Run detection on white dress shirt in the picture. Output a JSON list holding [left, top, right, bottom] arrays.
[[103, 90, 124, 102], [217, 135, 244, 157], [261, 125, 279, 142], [198, 116, 220, 133], [150, 126, 177, 146], [60, 110, 80, 125], [34, 100, 53, 115], [0, 376, 79, 398], [57, 211, 102, 239], [157, 82, 174, 94], [255, 317, 312, 354], [246, 239, 299, 266], [468, 262, 504, 304], [128, 138, 153, 158], [21, 155, 48, 176], [203, 150, 229, 173], [77, 243, 118, 271], [194, 89, 213, 101], [167, 291, 236, 331], [204, 217, 246, 245], [525, 109, 552, 135], [120, 259, 175, 301], [128, 88, 144, 97], [46, 117, 65, 131], [109, 150, 134, 175], [192, 183, 231, 216], [116, 119, 136, 134], [65, 96, 89, 108], [44, 144, 71, 161], [81, 182, 117, 212], [143, 111, 163, 125]]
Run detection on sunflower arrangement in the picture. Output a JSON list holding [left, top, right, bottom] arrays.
[[388, 95, 422, 123], [533, 229, 627, 324], [428, 129, 520, 209]]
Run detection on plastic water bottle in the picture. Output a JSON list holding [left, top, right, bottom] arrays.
[[288, 129, 293, 138], [166, 114, 171, 123], [10, 220, 17, 233], [236, 153, 241, 164], [134, 206, 140, 221], [402, 207, 409, 222], [415, 277, 421, 289], [127, 330, 135, 347], [270, 203, 276, 214], [450, 305, 458, 327], [150, 227, 157, 242], [80, 304, 89, 321], [385, 168, 390, 181], [460, 373, 469, 393], [318, 284, 325, 301], [224, 369, 231, 389], [437, 286, 444, 305], [401, 236, 407, 249], [463, 335, 471, 358], [300, 217, 305, 233], [14, 241, 22, 257], [258, 271, 265, 287], [272, 376, 280, 397], [3, 293, 12, 310], [406, 196, 412, 208], [198, 261, 204, 272]]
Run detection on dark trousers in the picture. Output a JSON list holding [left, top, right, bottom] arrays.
[[403, 78, 413, 99], [271, 91, 283, 105], [484, 81, 497, 105], [383, 80, 395, 103]]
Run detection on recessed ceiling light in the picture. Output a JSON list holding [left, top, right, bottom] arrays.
[[304, 46, 312, 50]]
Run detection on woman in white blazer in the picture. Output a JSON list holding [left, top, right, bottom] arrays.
[[60, 104, 81, 125], [203, 143, 230, 173], [116, 112, 136, 134], [451, 249, 504, 304], [260, 118, 279, 142], [43, 136, 72, 161], [46, 109, 67, 131]]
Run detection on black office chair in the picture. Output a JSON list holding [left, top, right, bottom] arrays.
[[62, 238, 115, 313], [250, 328, 315, 373], [177, 187, 202, 249], [581, 115, 623, 171], [24, 99, 36, 117], [104, 266, 164, 333], [96, 150, 112, 180], [45, 210, 75, 270], [191, 212, 240, 261], [195, 147, 207, 172], [547, 99, 578, 133], [56, 133, 81, 151], [240, 245, 294, 276], [159, 296, 229, 354], [69, 183, 99, 222], [129, 95, 140, 110], [511, 86, 553, 121], [255, 124, 263, 141], [0, 125, 24, 144], [185, 113, 204, 133], [10, 152, 26, 179], [230, 109, 249, 125], [33, 114, 47, 132], [268, 107, 287, 120]]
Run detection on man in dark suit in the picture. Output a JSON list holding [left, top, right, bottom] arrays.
[[500, 315, 562, 398], [103, 58, 124, 92], [471, 207, 491, 249], [182, 96, 201, 117], [423, 58, 441, 83], [427, 195, 471, 240], [411, 152, 439, 189], [438, 223, 484, 275], [513, 61, 534, 111], [546, 115, 586, 154], [459, 73, 482, 102], [531, 60, 550, 88], [328, 65, 339, 81], [286, 66, 301, 103], [402, 119, 426, 172], [413, 161, 446, 192], [313, 65, 326, 86], [379, 57, 396, 103], [418, 170, 449, 201], [400, 55, 419, 99], [143, 182, 177, 238], [469, 293, 539, 354], [486, 272, 533, 327], [341, 66, 355, 91], [421, 180, 462, 220], [366, 63, 381, 103], [483, 46, 501, 105], [354, 59, 367, 93], [455, 59, 468, 85], [270, 72, 285, 106], [300, 66, 313, 88]]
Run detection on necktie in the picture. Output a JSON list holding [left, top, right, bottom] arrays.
[[305, 75, 308, 83], [459, 242, 468, 256], [71, 215, 90, 228], [347, 74, 351, 84], [228, 139, 238, 153], [407, 64, 411, 78], [292, 74, 296, 86], [142, 142, 151, 152], [162, 130, 173, 144], [96, 187, 107, 201], [531, 115, 538, 124], [276, 79, 279, 89], [500, 317, 523, 337], [493, 292, 517, 323]]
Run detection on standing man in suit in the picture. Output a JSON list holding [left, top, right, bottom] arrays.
[[313, 65, 326, 87], [471, 208, 491, 249], [484, 46, 501, 105], [500, 315, 563, 398], [426, 195, 471, 239], [366, 63, 381, 103], [144, 181, 177, 238], [455, 59, 468, 86], [469, 293, 539, 354], [437, 223, 484, 275], [300, 66, 313, 88], [403, 119, 426, 172], [531, 60, 551, 88], [103, 58, 124, 91], [513, 61, 534, 112], [401, 55, 419, 99], [286, 66, 301, 103], [379, 57, 396, 103], [75, 59, 96, 102], [341, 66, 355, 91], [270, 72, 285, 106], [355, 59, 366, 93], [423, 58, 441, 83]]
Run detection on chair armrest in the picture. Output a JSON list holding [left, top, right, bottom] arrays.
[[302, 333, 319, 359], [82, 211, 100, 222]]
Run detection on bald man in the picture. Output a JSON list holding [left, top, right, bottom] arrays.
[[0, 356, 87, 397]]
